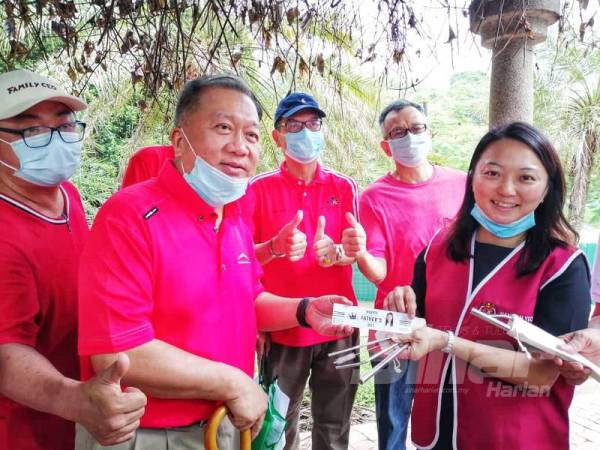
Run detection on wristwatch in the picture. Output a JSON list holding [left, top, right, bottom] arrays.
[[334, 244, 344, 263], [441, 330, 455, 354], [296, 297, 312, 328], [269, 237, 285, 258]]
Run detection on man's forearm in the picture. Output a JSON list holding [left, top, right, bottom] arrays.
[[254, 240, 276, 265], [356, 252, 387, 285], [91, 339, 248, 402], [255, 292, 302, 331], [0, 343, 79, 421]]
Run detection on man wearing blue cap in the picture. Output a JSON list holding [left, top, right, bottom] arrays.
[[250, 92, 359, 450]]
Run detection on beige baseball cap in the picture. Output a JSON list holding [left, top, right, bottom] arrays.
[[0, 69, 87, 120]]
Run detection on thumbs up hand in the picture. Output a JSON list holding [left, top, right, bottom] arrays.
[[76, 354, 147, 445], [313, 216, 337, 267], [342, 212, 367, 258], [271, 210, 307, 262]]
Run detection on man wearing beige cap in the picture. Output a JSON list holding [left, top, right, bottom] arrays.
[[0, 69, 147, 450]]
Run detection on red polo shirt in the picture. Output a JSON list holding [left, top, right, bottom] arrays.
[[121, 145, 255, 220], [79, 162, 263, 428], [250, 162, 358, 347], [0, 182, 88, 450], [121, 145, 174, 188]]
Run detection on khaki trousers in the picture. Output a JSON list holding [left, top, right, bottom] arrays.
[[75, 416, 238, 450], [264, 333, 359, 450]]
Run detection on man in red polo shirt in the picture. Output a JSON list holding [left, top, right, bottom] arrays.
[[77, 75, 352, 449], [250, 92, 359, 450], [121, 144, 174, 188], [0, 69, 147, 450]]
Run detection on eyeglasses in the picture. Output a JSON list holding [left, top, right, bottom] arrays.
[[386, 123, 427, 140], [0, 121, 86, 148], [280, 118, 322, 133]]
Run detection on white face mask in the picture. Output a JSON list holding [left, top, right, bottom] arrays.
[[388, 132, 431, 168], [180, 130, 248, 207]]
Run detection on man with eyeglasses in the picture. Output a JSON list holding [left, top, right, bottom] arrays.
[[250, 92, 359, 450], [343, 100, 466, 450], [0, 69, 147, 450]]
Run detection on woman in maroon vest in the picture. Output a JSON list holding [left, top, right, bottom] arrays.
[[384, 122, 591, 450]]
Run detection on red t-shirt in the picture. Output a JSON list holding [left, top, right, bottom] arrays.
[[249, 162, 358, 347], [121, 145, 174, 188], [0, 182, 88, 450], [359, 166, 466, 308], [78, 162, 263, 428]]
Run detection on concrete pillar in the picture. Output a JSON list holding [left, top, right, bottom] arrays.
[[469, 0, 560, 128]]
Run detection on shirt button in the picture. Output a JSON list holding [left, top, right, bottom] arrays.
[[298, 181, 302, 185], [221, 264, 226, 271], [197, 215, 204, 221], [303, 192, 307, 197]]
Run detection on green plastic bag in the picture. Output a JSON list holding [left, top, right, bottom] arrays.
[[252, 379, 289, 450]]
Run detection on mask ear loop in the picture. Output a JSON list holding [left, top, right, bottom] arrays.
[[0, 138, 20, 172], [0, 158, 18, 172], [514, 333, 533, 360], [490, 314, 532, 360], [393, 358, 404, 374], [178, 129, 197, 174]]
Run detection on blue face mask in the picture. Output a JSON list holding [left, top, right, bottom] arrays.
[[0, 132, 82, 186], [285, 129, 324, 164], [181, 131, 249, 207], [470, 203, 536, 238], [388, 132, 431, 167]]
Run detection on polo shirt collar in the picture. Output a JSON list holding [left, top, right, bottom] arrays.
[[280, 161, 327, 186], [156, 161, 241, 219]]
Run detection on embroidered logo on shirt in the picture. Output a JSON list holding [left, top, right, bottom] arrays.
[[237, 253, 251, 264], [327, 196, 339, 206], [143, 207, 159, 220], [478, 302, 497, 315]]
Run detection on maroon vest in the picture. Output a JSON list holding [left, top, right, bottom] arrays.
[[411, 230, 580, 450]]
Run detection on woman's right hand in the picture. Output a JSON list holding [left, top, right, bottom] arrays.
[[382, 285, 417, 317], [392, 326, 449, 361]]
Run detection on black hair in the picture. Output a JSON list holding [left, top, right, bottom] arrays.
[[446, 121, 578, 276], [174, 74, 262, 126], [378, 99, 425, 127]]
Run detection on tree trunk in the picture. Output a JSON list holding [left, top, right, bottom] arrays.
[[568, 128, 598, 232]]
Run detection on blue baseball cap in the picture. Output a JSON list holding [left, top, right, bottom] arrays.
[[274, 92, 326, 127]]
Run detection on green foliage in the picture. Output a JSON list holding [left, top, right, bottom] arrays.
[[411, 71, 489, 172], [534, 34, 600, 227], [71, 82, 148, 219], [67, 66, 493, 219], [93, 104, 140, 162]]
